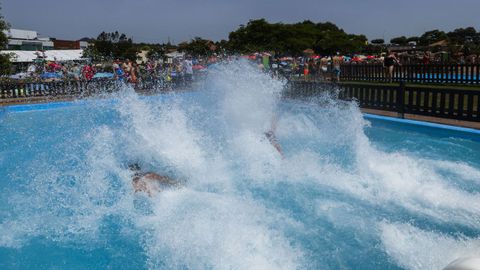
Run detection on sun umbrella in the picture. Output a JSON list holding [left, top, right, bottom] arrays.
[[9, 72, 29, 79], [93, 72, 114, 79], [192, 65, 206, 70], [40, 72, 62, 79], [303, 49, 314, 55]]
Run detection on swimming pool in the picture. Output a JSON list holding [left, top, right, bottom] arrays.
[[1, 63, 479, 270]]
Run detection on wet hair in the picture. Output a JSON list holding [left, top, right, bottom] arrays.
[[128, 163, 141, 172]]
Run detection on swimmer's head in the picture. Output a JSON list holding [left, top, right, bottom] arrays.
[[128, 163, 141, 172]]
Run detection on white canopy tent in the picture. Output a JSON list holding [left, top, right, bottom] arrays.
[[165, 51, 185, 58], [0, 49, 86, 62]]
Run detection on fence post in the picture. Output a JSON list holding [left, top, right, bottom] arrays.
[[397, 81, 405, 119]]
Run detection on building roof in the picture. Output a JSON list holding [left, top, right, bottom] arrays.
[[4, 29, 38, 40], [0, 49, 85, 62], [165, 51, 185, 58]]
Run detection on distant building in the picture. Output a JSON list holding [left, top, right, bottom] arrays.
[[4, 29, 54, 51], [3, 28, 89, 51], [53, 39, 89, 50], [1, 28, 90, 63], [1, 49, 85, 63]]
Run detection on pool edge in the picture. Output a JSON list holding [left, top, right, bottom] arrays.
[[363, 113, 480, 135], [2, 96, 480, 135]]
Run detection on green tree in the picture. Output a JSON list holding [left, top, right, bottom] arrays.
[[447, 27, 477, 45], [144, 44, 167, 59], [227, 19, 366, 55], [418, 29, 447, 45], [0, 6, 11, 74], [370, 39, 385, 45], [84, 31, 138, 61], [215, 39, 230, 54], [390, 36, 408, 45], [178, 37, 214, 56]]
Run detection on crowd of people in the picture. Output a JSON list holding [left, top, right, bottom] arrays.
[[9, 55, 205, 85], [249, 49, 480, 82], [5, 49, 480, 86]]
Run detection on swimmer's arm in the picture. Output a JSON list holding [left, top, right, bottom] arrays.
[[265, 131, 284, 158], [144, 173, 179, 186], [270, 139, 284, 157]]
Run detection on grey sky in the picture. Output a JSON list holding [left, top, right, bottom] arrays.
[[2, 0, 480, 44]]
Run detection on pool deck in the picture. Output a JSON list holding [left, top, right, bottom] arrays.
[[2, 95, 479, 130], [361, 108, 480, 130], [0, 96, 78, 106]]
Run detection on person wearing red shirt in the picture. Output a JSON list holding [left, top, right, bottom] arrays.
[[82, 64, 95, 81]]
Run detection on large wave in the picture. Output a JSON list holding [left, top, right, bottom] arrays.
[[1, 60, 479, 269]]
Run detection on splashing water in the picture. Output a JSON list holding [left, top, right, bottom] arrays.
[[0, 61, 479, 269]]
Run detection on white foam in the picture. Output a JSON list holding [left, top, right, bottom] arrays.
[[380, 222, 480, 270], [2, 61, 480, 270], [138, 189, 304, 270]]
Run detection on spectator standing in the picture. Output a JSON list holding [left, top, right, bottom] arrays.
[[320, 56, 329, 79], [303, 61, 309, 81], [130, 63, 138, 84], [183, 56, 193, 82], [332, 53, 343, 82], [82, 64, 95, 81], [384, 50, 400, 83], [113, 60, 125, 81], [70, 63, 81, 81]]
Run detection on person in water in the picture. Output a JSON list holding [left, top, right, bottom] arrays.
[[265, 116, 284, 157], [129, 163, 179, 196], [265, 130, 283, 157]]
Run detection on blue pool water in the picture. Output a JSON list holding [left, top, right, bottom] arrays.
[[1, 63, 479, 270]]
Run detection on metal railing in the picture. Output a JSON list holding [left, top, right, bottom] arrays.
[[287, 81, 480, 122], [340, 63, 480, 85], [0, 77, 193, 100], [3, 78, 480, 123]]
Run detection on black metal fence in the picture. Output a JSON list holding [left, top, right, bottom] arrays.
[[0, 80, 115, 99], [340, 63, 480, 85], [0, 78, 192, 100], [3, 79, 480, 123], [288, 81, 480, 122]]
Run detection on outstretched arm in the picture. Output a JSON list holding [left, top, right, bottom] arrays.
[[270, 138, 284, 157], [144, 173, 179, 186], [266, 115, 284, 157]]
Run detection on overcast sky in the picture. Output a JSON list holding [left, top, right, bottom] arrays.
[[2, 0, 480, 44]]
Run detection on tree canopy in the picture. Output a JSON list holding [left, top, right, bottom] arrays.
[[81, 22, 480, 60], [418, 30, 448, 46], [390, 36, 408, 45], [370, 39, 384, 45], [227, 19, 367, 55], [0, 6, 11, 74], [83, 31, 138, 61], [178, 37, 215, 56]]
